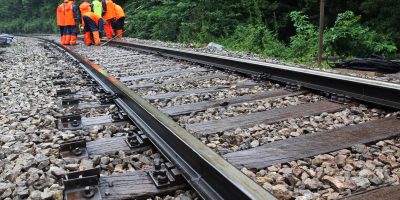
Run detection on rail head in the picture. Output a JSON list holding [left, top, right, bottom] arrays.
[[38, 37, 277, 200]]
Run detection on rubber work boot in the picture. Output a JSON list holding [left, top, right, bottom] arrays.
[[71, 35, 77, 45], [61, 35, 65, 45], [92, 31, 101, 45], [64, 35, 71, 45], [83, 32, 92, 45], [104, 22, 113, 39], [116, 29, 123, 38]]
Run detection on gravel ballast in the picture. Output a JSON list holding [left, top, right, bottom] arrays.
[[0, 38, 69, 199], [32, 35, 400, 200], [0, 38, 186, 200]]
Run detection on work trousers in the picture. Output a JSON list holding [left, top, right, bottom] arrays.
[[83, 16, 104, 45], [83, 16, 103, 32], [59, 26, 66, 36], [64, 26, 78, 36], [112, 17, 125, 30], [104, 19, 114, 39]]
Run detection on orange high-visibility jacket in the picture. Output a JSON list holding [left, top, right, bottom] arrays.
[[64, 1, 75, 26], [114, 4, 125, 19], [56, 3, 67, 26], [80, 2, 92, 24], [84, 12, 101, 26], [103, 0, 115, 20]]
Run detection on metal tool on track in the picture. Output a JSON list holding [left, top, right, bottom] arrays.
[[101, 30, 128, 46]]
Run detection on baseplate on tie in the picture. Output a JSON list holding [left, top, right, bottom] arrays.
[[63, 168, 102, 200], [148, 161, 185, 189], [60, 138, 88, 161], [125, 133, 150, 149], [62, 98, 80, 106], [58, 114, 82, 130]]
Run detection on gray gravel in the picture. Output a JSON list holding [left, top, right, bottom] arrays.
[[70, 43, 273, 109], [179, 93, 322, 126], [199, 106, 396, 154], [0, 38, 67, 199], [38, 35, 400, 200], [0, 38, 169, 199], [246, 137, 400, 200], [71, 36, 400, 200], [3, 36, 203, 200]]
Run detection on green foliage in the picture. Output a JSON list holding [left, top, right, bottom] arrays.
[[359, 0, 400, 51], [325, 11, 397, 57], [125, 0, 241, 43], [284, 10, 397, 62], [223, 24, 287, 58], [125, 0, 194, 41], [287, 11, 319, 61], [0, 0, 58, 33]]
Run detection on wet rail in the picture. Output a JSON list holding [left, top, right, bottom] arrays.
[[34, 36, 400, 200]]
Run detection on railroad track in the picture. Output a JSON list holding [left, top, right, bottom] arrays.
[[33, 36, 400, 200]]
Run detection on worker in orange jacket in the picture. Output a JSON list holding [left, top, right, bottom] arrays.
[[113, 3, 125, 38], [102, 0, 116, 39], [79, 0, 91, 27], [64, 0, 79, 45], [56, 0, 69, 44], [82, 12, 104, 45]]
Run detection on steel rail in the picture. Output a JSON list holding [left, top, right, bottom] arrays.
[[107, 40, 400, 110], [37, 37, 277, 200]]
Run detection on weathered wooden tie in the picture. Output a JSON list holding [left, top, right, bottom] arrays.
[[341, 185, 400, 200], [64, 168, 186, 200], [119, 68, 208, 82], [58, 115, 128, 130], [129, 73, 229, 89], [99, 172, 186, 200], [106, 65, 179, 74], [162, 90, 304, 116], [86, 136, 150, 156], [224, 117, 400, 169], [97, 55, 141, 64], [144, 82, 259, 101], [186, 100, 347, 136], [62, 101, 109, 110], [60, 134, 151, 165]]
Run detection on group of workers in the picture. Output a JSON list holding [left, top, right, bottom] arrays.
[[56, 0, 125, 46]]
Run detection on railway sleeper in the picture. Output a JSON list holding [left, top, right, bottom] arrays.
[[56, 88, 94, 98], [340, 184, 400, 200], [59, 132, 151, 162], [186, 100, 348, 136], [144, 81, 259, 101], [63, 164, 187, 200], [56, 113, 129, 130], [106, 65, 180, 74], [61, 98, 110, 110], [162, 89, 304, 116], [224, 116, 400, 170], [128, 73, 229, 90], [119, 68, 209, 82]]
